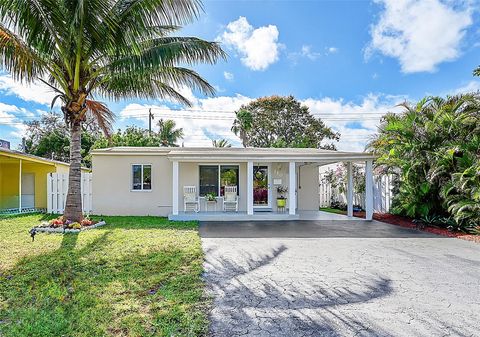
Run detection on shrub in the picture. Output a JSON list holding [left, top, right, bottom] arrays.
[[368, 94, 480, 230]]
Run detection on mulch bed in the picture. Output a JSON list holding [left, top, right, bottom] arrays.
[[352, 211, 480, 244]]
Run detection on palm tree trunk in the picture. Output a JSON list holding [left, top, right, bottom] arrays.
[[64, 120, 83, 222], [241, 130, 248, 147]]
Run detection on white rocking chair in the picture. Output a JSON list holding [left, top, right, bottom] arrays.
[[223, 186, 239, 212], [183, 186, 200, 212]]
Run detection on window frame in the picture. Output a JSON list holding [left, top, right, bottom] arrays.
[[198, 165, 219, 197], [131, 163, 152, 192], [198, 164, 240, 197]]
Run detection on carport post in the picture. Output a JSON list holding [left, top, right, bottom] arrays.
[[365, 159, 374, 220], [347, 161, 353, 217], [18, 159, 22, 213], [172, 160, 179, 215], [247, 161, 253, 215], [289, 161, 296, 215]]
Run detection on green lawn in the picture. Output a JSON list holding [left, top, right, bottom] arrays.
[[319, 207, 348, 215], [0, 214, 208, 337]]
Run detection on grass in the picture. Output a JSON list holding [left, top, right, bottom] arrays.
[[0, 214, 208, 337], [319, 207, 348, 215]]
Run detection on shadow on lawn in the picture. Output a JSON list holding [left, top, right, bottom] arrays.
[[0, 224, 206, 337]]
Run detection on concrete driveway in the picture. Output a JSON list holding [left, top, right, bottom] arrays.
[[200, 220, 480, 337]]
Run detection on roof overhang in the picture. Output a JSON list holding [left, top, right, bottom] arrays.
[[0, 148, 90, 171], [91, 147, 376, 162], [0, 151, 57, 166], [166, 153, 375, 163]]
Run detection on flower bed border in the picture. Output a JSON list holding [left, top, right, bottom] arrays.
[[353, 212, 480, 244], [34, 221, 107, 234]]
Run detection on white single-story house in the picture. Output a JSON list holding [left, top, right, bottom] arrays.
[[90, 147, 376, 221]]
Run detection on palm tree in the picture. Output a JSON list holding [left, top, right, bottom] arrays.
[[0, 0, 225, 221], [212, 139, 232, 147], [231, 108, 252, 147], [368, 94, 480, 228], [157, 119, 183, 147]]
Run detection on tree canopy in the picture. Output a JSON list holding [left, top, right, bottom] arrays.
[[368, 94, 480, 231], [157, 119, 184, 147], [23, 113, 100, 167], [232, 96, 340, 149], [0, 0, 225, 220], [93, 122, 183, 149], [212, 139, 232, 147]]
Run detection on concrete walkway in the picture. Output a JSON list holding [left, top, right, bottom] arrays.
[[201, 220, 480, 337]]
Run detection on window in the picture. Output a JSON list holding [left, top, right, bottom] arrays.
[[220, 165, 239, 196], [199, 165, 218, 196], [199, 165, 239, 196], [132, 164, 152, 191]]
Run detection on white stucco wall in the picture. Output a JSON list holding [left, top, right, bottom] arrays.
[[92, 153, 321, 216], [92, 154, 173, 216]]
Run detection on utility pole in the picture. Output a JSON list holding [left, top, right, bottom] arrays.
[[148, 109, 154, 136]]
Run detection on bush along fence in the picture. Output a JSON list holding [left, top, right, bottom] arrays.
[[47, 173, 92, 214], [320, 174, 394, 213]]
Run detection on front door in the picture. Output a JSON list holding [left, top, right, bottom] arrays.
[[253, 165, 271, 208]]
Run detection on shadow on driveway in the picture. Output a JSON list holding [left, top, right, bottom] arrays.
[[200, 220, 444, 239]]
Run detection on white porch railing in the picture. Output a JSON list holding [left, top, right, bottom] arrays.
[[319, 174, 394, 213], [47, 173, 93, 214]]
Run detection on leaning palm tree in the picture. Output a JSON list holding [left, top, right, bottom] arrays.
[[157, 119, 183, 147], [231, 108, 252, 147], [212, 138, 232, 148], [0, 0, 225, 221]]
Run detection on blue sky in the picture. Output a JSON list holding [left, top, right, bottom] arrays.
[[1, 0, 480, 151]]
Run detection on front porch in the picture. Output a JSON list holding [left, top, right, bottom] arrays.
[[167, 148, 376, 222], [168, 210, 353, 221], [0, 149, 58, 214]]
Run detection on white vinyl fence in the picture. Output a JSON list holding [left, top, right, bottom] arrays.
[[319, 174, 394, 213], [47, 173, 93, 214]]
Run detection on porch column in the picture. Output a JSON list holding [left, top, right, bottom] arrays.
[[365, 159, 374, 220], [247, 161, 253, 215], [18, 159, 22, 212], [172, 160, 179, 215], [347, 161, 353, 217], [289, 161, 296, 215]]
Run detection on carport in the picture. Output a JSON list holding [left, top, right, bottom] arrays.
[[167, 147, 376, 221]]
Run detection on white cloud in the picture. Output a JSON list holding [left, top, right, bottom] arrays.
[[366, 0, 473, 73], [0, 102, 33, 141], [223, 71, 234, 81], [326, 47, 338, 54], [0, 74, 55, 106], [451, 80, 480, 94], [288, 45, 339, 64], [300, 45, 321, 60], [303, 94, 405, 151], [217, 16, 281, 71], [118, 90, 407, 151], [119, 91, 252, 146], [288, 45, 321, 64]]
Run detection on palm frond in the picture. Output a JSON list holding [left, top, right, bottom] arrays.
[[0, 24, 43, 81], [85, 100, 115, 137]]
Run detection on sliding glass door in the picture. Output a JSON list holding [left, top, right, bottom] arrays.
[[199, 165, 239, 197]]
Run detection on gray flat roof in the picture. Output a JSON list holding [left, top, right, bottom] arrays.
[[91, 146, 375, 162]]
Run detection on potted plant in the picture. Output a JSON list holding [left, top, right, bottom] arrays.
[[205, 192, 217, 211], [276, 186, 288, 208], [206, 193, 217, 202]]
